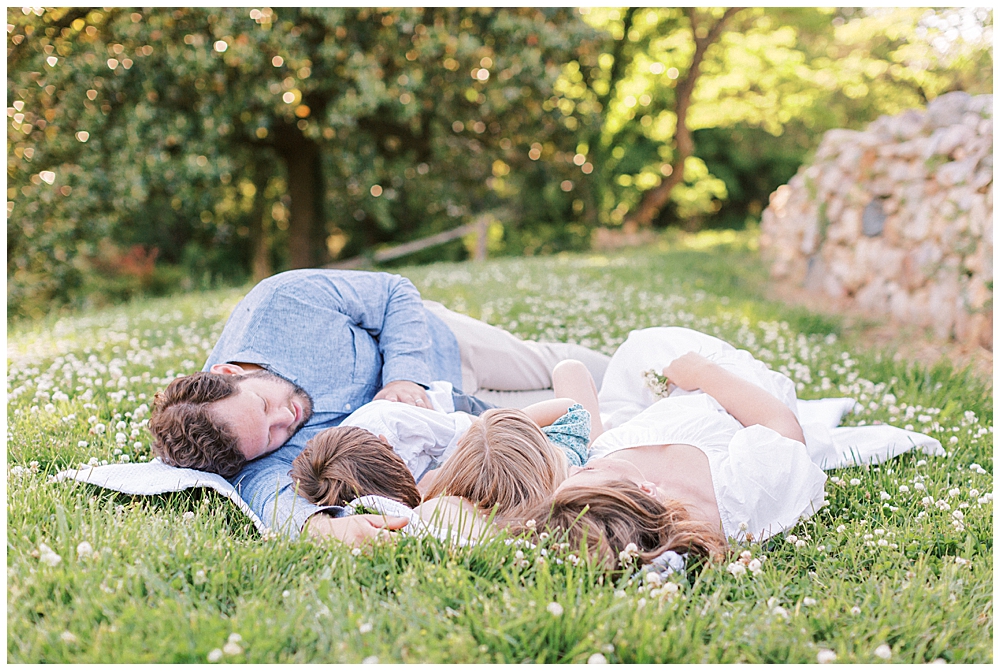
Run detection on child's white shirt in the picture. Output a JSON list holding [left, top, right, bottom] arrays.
[[340, 381, 474, 482]]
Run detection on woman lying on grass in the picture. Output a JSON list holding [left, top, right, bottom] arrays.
[[524, 327, 827, 570]]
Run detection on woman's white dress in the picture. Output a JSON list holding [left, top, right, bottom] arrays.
[[592, 327, 827, 543]]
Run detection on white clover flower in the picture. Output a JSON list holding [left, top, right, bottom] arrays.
[[726, 562, 747, 577], [969, 489, 980, 498], [795, 539, 807, 548], [874, 644, 891, 660], [76, 541, 94, 559], [954, 556, 971, 567], [951, 510, 964, 521], [936, 500, 951, 512], [949, 436, 959, 444], [879, 491, 891, 501], [182, 511, 195, 521], [877, 539, 888, 547], [222, 641, 242, 656], [359, 622, 373, 634], [644, 571, 663, 586], [524, 519, 536, 530], [898, 485, 909, 493], [786, 534, 798, 544], [207, 648, 224, 663], [618, 542, 639, 565], [77, 441, 88, 448], [851, 606, 861, 615], [60, 631, 78, 644], [613, 590, 626, 598], [772, 605, 789, 619], [351, 548, 362, 557], [850, 478, 861, 486], [916, 459, 927, 467], [748, 558, 763, 574], [38, 543, 62, 567], [914, 483, 925, 491], [228, 633, 242, 644], [836, 525, 846, 533], [803, 597, 817, 607], [817, 649, 837, 664], [546, 602, 564, 617], [587, 653, 608, 664]]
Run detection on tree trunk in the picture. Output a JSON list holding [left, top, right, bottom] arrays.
[[273, 123, 326, 268], [249, 159, 273, 281], [624, 7, 742, 233]]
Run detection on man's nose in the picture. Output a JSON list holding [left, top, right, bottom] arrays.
[[271, 404, 294, 427]]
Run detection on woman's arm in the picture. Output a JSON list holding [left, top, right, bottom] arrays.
[[664, 352, 805, 443], [551, 359, 603, 443]]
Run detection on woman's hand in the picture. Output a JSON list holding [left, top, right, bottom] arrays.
[[662, 352, 713, 391]]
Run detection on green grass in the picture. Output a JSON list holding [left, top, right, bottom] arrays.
[[7, 232, 993, 663]]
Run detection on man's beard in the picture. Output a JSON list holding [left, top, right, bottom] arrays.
[[242, 369, 315, 434]]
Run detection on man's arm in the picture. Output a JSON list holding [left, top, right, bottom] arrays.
[[664, 352, 805, 443], [345, 273, 434, 391]]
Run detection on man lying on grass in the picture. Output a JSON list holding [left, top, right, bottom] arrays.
[[146, 268, 610, 545]]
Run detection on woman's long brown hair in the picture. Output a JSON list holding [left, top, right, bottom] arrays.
[[522, 480, 728, 570]]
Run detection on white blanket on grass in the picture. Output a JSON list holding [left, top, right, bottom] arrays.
[[56, 397, 945, 539]]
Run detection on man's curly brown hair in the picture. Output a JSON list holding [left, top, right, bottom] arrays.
[[148, 372, 247, 478]]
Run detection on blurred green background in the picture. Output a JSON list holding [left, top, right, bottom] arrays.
[[6, 7, 993, 320]]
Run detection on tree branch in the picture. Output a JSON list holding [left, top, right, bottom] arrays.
[[624, 7, 742, 231]]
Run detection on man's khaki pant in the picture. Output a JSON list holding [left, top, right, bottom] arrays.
[[423, 300, 611, 409]]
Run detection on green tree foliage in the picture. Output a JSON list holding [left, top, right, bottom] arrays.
[[573, 7, 992, 230], [7, 7, 601, 319], [7, 8, 992, 319]]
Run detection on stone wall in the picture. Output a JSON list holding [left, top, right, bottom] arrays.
[[760, 92, 993, 350]]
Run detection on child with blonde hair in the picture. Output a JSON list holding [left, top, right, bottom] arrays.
[[288, 360, 602, 539]]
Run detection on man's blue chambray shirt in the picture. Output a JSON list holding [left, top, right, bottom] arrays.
[[203, 269, 462, 537]]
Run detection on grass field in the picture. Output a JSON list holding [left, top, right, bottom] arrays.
[[6, 232, 993, 663]]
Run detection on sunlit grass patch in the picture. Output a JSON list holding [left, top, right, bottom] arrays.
[[7, 242, 992, 663]]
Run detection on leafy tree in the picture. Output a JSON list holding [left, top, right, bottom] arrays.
[[7, 7, 601, 318]]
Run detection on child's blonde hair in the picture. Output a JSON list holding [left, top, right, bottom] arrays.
[[422, 408, 568, 521]]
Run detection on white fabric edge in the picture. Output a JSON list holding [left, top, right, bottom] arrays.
[[56, 458, 268, 536]]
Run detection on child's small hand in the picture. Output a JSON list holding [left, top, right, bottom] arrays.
[[662, 352, 713, 391], [305, 513, 408, 546]]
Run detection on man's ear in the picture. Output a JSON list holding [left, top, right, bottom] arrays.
[[209, 363, 247, 376]]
